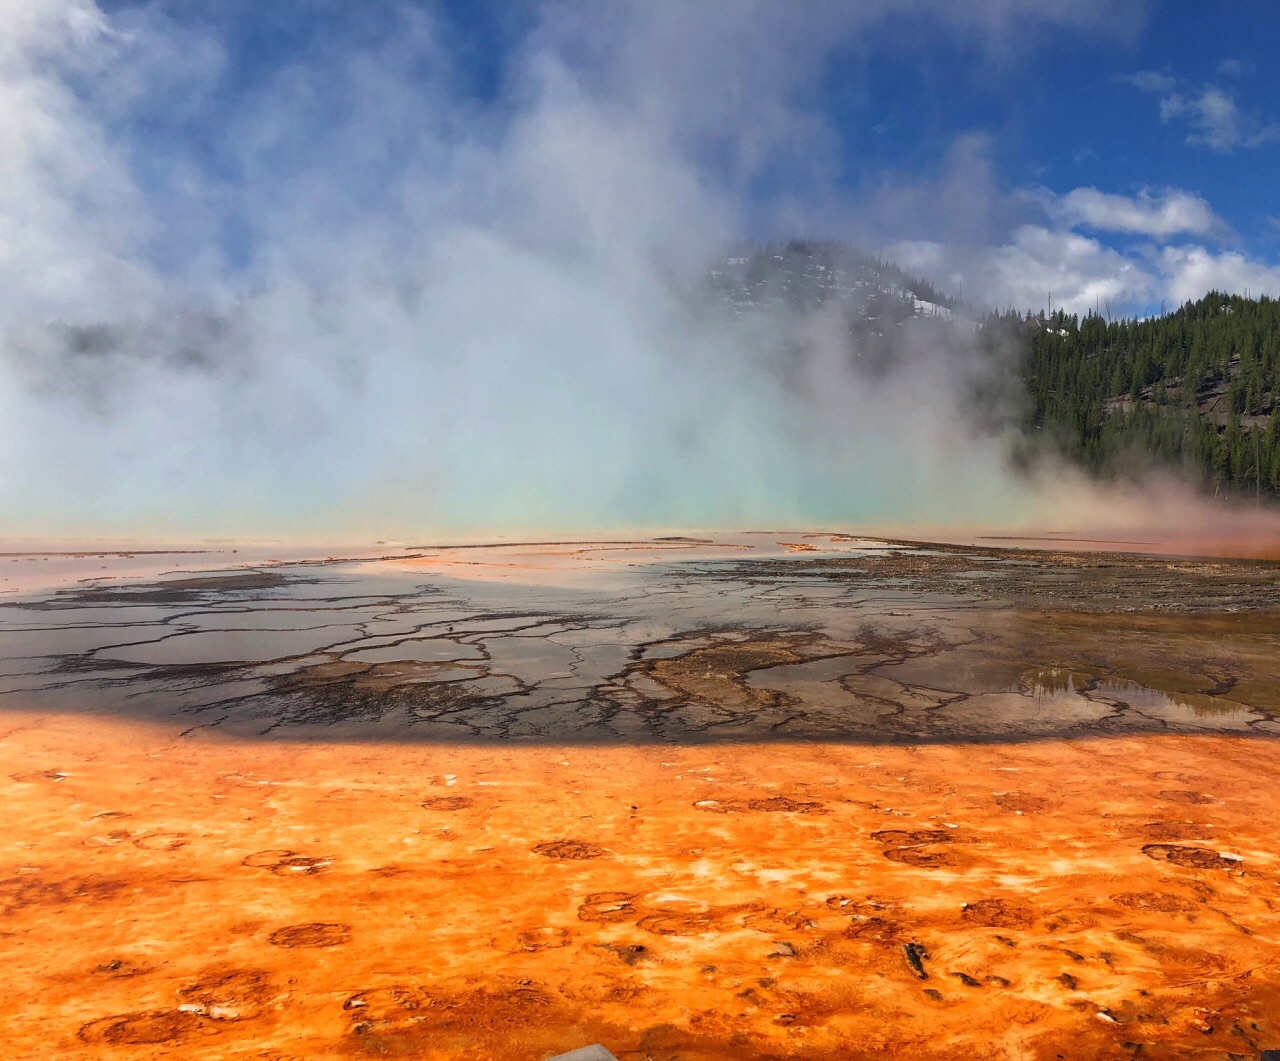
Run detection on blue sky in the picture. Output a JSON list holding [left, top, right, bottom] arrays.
[[823, 4, 1280, 312], [842, 6, 1280, 249], [75, 0, 1279, 317]]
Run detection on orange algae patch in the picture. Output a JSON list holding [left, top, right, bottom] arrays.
[[3, 711, 1280, 1059]]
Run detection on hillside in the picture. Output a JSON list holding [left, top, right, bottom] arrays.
[[1012, 292, 1280, 499], [706, 240, 977, 375], [709, 240, 971, 337], [711, 246, 1280, 500]]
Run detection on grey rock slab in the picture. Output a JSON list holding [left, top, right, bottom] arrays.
[[544, 1047, 619, 1061]]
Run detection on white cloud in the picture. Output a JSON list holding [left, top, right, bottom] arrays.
[[836, 135, 1264, 319], [1216, 58, 1254, 78], [1054, 186, 1226, 239], [935, 0, 1148, 33], [1119, 70, 1175, 94], [890, 226, 1155, 315], [1122, 69, 1280, 152], [891, 229, 1280, 319], [982, 227, 1155, 314], [1158, 86, 1280, 152], [1159, 246, 1280, 304]]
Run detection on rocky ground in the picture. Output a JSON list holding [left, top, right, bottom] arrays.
[[2, 535, 1279, 1058]]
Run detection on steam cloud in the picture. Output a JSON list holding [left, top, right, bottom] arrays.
[[0, 0, 1228, 542]]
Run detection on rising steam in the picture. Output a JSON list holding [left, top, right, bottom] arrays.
[[1, 0, 1244, 543]]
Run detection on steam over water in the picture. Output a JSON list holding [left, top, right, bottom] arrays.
[[0, 1, 1271, 543]]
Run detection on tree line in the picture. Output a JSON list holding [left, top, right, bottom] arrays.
[[986, 291, 1280, 499]]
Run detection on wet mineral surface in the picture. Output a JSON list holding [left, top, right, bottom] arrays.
[[2, 535, 1279, 1058]]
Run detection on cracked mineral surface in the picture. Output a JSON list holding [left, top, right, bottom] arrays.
[[1, 534, 1279, 1058]]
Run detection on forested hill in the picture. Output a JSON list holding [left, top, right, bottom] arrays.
[[1009, 292, 1280, 499], [713, 246, 1280, 499], [711, 241, 968, 323]]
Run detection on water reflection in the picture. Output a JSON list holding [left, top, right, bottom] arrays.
[[1021, 667, 1256, 728]]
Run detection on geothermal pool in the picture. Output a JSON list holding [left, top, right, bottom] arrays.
[[2, 535, 1279, 1058]]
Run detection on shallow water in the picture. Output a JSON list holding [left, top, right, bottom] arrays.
[[1023, 669, 1261, 731], [1, 536, 1277, 742]]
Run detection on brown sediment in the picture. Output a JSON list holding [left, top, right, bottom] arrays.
[[730, 540, 1280, 612], [645, 637, 809, 715], [4, 711, 1280, 1060]]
